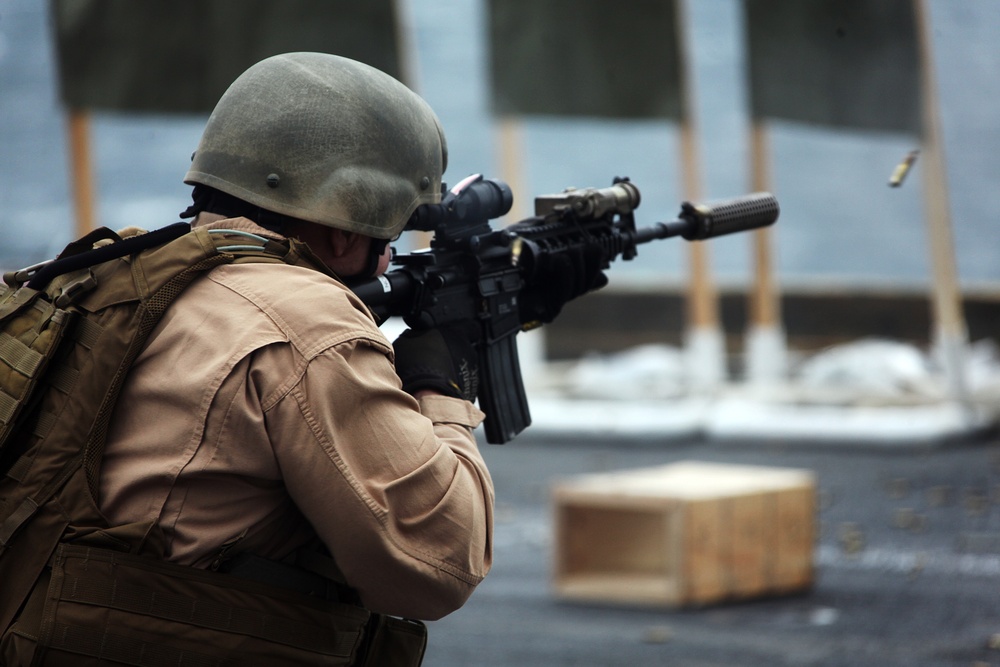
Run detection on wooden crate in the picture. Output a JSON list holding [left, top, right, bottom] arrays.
[[552, 460, 815, 607]]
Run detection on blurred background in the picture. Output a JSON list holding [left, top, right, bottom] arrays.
[[3, 0, 998, 284], [4, 4, 1000, 664], [1, 0, 999, 389]]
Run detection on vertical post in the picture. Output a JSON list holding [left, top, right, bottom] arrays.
[[392, 0, 420, 92], [677, 0, 725, 391], [496, 117, 529, 221], [913, 0, 974, 418], [496, 116, 545, 391], [67, 109, 96, 237], [392, 0, 435, 251], [744, 119, 787, 384]]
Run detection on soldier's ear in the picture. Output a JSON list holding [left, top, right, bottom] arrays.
[[327, 229, 367, 258]]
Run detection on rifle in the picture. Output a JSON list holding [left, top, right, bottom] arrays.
[[351, 174, 779, 444]]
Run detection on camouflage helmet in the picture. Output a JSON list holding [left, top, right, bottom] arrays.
[[185, 52, 448, 239]]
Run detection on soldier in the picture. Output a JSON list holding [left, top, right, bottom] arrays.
[[2, 52, 492, 665]]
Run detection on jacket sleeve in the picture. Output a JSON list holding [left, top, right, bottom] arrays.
[[259, 332, 494, 621]]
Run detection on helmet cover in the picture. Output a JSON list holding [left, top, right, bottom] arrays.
[[185, 52, 448, 239]]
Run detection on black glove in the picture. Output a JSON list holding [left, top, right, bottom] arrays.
[[518, 244, 609, 324], [392, 325, 480, 402]]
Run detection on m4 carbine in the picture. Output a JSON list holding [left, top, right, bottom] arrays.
[[352, 174, 779, 444]]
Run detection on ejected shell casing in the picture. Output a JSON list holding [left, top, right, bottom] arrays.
[[889, 150, 919, 187]]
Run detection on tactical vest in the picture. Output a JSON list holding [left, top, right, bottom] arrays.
[[0, 224, 426, 666]]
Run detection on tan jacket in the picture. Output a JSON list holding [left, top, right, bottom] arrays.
[[98, 218, 494, 621]]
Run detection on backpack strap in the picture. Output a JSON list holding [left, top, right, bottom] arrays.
[[81, 248, 237, 501], [23, 223, 191, 290]]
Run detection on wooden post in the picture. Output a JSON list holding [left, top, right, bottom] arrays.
[[392, 0, 420, 92], [496, 117, 529, 221], [392, 0, 434, 252], [677, 0, 725, 390], [913, 0, 974, 417], [496, 116, 545, 390], [67, 109, 96, 236], [744, 119, 788, 383], [679, 122, 716, 331]]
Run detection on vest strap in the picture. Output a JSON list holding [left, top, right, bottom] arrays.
[[0, 497, 38, 548]]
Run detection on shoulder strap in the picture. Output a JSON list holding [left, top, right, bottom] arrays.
[[22, 223, 190, 290]]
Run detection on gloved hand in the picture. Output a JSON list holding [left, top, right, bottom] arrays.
[[392, 325, 480, 402], [518, 244, 609, 324]]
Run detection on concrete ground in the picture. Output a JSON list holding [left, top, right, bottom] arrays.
[[423, 430, 1000, 666]]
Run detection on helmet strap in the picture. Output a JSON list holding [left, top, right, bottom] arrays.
[[343, 238, 390, 286], [181, 185, 293, 234], [184, 185, 390, 283]]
